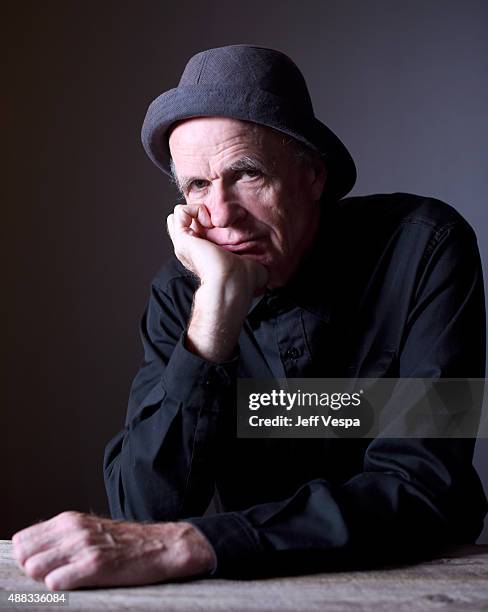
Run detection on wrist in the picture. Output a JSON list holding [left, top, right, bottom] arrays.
[[171, 522, 216, 577], [185, 280, 251, 362], [199, 268, 254, 304], [197, 282, 252, 317]]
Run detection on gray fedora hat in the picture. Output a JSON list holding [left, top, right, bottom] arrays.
[[141, 45, 356, 202]]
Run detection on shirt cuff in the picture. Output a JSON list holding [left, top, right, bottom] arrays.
[[186, 512, 263, 577], [161, 332, 239, 408]]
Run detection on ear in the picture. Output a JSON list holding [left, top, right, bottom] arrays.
[[308, 158, 328, 202]]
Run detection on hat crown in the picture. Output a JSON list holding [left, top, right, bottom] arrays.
[[179, 45, 314, 114], [141, 44, 356, 201]]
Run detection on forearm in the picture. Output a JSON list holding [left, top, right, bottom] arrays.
[[168, 202, 267, 365], [105, 262, 252, 522], [186, 277, 253, 362], [188, 440, 480, 578], [104, 332, 237, 522]]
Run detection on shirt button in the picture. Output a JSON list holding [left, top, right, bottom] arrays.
[[204, 371, 217, 387], [285, 347, 301, 360], [266, 295, 281, 313]]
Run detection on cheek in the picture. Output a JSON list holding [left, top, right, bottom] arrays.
[[236, 188, 272, 225], [246, 198, 284, 239], [256, 190, 297, 242], [240, 185, 301, 251]]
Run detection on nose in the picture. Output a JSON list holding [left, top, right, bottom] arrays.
[[207, 181, 247, 227]]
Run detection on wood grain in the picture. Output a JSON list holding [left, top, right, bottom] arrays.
[[1, 541, 487, 611]]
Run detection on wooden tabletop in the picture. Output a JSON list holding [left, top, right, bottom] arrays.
[[1, 540, 487, 611]]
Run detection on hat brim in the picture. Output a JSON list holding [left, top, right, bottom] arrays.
[[141, 85, 356, 202]]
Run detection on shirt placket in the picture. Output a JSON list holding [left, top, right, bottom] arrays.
[[274, 306, 310, 378]]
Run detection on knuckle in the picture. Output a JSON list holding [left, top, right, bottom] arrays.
[[59, 510, 79, 519], [171, 535, 192, 567], [85, 548, 104, 571], [24, 556, 43, 578], [59, 510, 83, 528], [45, 575, 63, 591], [77, 528, 95, 547], [12, 543, 25, 564]]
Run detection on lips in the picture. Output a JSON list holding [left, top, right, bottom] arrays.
[[218, 239, 263, 252]]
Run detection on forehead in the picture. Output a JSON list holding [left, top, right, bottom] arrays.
[[168, 117, 285, 162]]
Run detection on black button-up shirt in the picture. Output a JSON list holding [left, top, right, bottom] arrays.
[[104, 193, 487, 577]]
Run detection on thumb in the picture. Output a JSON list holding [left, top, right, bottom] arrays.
[[197, 204, 213, 228]]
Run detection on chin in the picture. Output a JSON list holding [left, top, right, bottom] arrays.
[[240, 252, 274, 268], [241, 253, 266, 261], [266, 276, 286, 290]]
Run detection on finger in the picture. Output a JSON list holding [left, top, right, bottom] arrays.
[[172, 202, 205, 218], [23, 546, 72, 581], [44, 558, 98, 591], [171, 208, 204, 241], [44, 551, 165, 591], [13, 532, 57, 566], [13, 511, 90, 567], [189, 218, 200, 235], [43, 543, 130, 591], [13, 516, 59, 546], [174, 203, 213, 231], [173, 204, 198, 230], [167, 213, 196, 244], [21, 526, 104, 580], [166, 214, 174, 239], [189, 204, 213, 236], [196, 204, 213, 228], [13, 518, 67, 565]]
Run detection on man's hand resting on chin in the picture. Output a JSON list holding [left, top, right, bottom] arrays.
[[166, 201, 268, 293], [166, 202, 268, 363], [12, 512, 215, 590]]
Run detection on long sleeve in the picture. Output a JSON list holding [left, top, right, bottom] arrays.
[[103, 268, 238, 521], [104, 199, 487, 579], [186, 217, 487, 577]]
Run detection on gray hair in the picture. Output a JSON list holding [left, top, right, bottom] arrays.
[[281, 135, 324, 169]]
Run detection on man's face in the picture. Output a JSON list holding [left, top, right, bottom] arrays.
[[168, 117, 326, 287]]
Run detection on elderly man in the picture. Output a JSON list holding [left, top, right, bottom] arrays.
[[13, 45, 486, 590]]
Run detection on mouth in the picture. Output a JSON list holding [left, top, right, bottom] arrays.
[[218, 239, 265, 253]]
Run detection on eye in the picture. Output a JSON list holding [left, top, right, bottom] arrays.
[[240, 168, 262, 180], [188, 180, 208, 192]]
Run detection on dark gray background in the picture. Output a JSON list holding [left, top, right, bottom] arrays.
[[4, 0, 488, 543]]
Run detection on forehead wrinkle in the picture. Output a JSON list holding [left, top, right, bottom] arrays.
[[171, 138, 253, 173], [169, 119, 286, 191], [171, 120, 260, 154], [171, 118, 278, 158], [176, 154, 270, 194]]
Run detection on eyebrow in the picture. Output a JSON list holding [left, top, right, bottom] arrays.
[[172, 155, 270, 195]]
